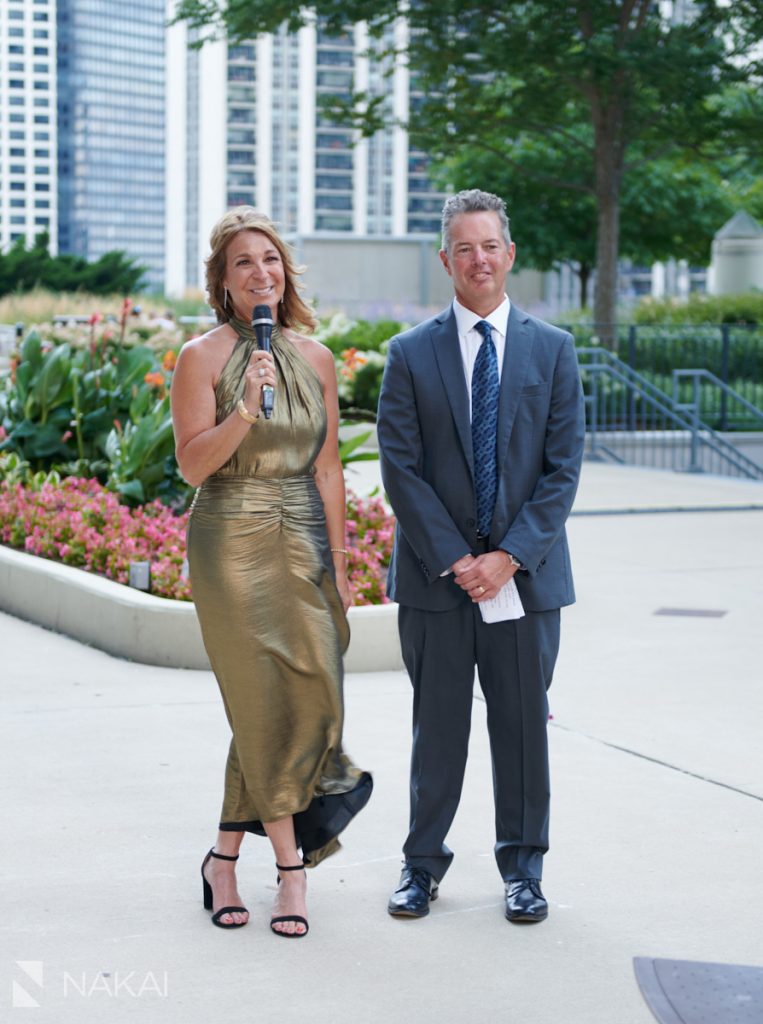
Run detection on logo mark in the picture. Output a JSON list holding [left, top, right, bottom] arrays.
[[12, 961, 44, 1008]]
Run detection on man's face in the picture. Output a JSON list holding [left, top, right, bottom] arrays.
[[439, 211, 516, 317]]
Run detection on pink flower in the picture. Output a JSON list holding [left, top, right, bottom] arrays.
[[0, 480, 395, 606]]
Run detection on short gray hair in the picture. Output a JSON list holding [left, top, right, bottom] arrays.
[[441, 189, 512, 253]]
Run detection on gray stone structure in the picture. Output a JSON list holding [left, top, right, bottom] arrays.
[[709, 210, 763, 295], [288, 233, 545, 319]]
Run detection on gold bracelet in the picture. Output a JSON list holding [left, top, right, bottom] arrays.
[[236, 399, 259, 424], [330, 547, 349, 555]]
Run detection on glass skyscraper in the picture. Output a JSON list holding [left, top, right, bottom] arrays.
[[56, 0, 165, 290]]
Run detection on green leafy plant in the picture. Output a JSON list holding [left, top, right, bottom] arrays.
[[0, 328, 186, 504]]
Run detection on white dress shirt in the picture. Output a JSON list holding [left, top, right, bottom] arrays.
[[452, 294, 511, 418]]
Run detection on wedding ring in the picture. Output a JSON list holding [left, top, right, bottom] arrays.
[[258, 367, 265, 377], [478, 586, 485, 595]]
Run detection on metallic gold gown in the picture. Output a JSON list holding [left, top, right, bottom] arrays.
[[187, 318, 371, 866]]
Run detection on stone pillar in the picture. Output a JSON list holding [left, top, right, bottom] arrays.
[[709, 210, 763, 295]]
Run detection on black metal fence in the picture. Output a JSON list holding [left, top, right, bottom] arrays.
[[576, 347, 763, 480], [563, 324, 763, 432]]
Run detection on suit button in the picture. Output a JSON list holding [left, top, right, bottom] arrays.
[[466, 518, 475, 527]]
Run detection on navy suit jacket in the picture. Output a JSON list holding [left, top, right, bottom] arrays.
[[377, 302, 585, 613]]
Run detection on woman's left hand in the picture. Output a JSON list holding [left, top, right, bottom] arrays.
[[335, 570, 352, 613]]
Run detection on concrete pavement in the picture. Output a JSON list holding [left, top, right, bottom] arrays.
[[1, 462, 762, 1023]]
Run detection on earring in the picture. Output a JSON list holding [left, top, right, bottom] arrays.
[[223, 287, 229, 309]]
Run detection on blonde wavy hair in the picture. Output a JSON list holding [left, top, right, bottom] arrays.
[[205, 207, 317, 332]]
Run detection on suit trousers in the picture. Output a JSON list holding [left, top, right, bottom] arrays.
[[398, 600, 561, 883]]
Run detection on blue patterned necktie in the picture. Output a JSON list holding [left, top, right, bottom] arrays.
[[472, 320, 500, 536]]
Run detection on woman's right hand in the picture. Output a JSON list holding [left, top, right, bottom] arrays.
[[241, 348, 277, 418]]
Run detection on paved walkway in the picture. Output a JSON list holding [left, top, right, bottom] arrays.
[[2, 463, 762, 1023]]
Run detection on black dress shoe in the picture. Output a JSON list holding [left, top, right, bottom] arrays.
[[387, 863, 439, 918], [504, 878, 548, 923]]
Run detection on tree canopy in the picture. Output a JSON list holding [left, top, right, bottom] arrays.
[[174, 0, 763, 329], [0, 234, 147, 297], [437, 136, 736, 309]]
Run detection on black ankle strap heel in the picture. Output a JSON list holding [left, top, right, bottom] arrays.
[[201, 848, 248, 929], [271, 862, 309, 938]]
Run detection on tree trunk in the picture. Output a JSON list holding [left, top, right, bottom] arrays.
[[578, 262, 591, 309], [592, 106, 625, 347], [593, 177, 621, 346]]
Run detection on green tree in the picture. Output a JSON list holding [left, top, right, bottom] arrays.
[[174, 0, 761, 332], [0, 233, 147, 297], [438, 136, 735, 309]]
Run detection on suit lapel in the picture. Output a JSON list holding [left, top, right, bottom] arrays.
[[496, 304, 534, 476], [429, 307, 474, 475]]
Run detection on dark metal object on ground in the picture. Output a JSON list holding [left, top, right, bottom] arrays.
[[634, 957, 763, 1024]]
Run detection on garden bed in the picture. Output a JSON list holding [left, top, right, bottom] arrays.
[[0, 543, 402, 673]]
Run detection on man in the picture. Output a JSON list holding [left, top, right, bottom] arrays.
[[377, 189, 585, 924]]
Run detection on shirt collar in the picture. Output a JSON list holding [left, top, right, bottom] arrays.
[[453, 294, 511, 338]]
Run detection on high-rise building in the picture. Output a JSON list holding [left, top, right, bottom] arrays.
[[0, 0, 57, 252], [165, 17, 445, 297], [56, 0, 166, 290]]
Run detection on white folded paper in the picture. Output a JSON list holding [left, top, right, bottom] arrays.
[[479, 577, 525, 623]]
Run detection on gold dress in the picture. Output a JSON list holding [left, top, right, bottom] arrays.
[[187, 317, 372, 866]]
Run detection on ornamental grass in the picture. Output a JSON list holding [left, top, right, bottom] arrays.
[[0, 477, 394, 606]]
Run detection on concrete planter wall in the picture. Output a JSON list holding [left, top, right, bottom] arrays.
[[0, 545, 402, 674]]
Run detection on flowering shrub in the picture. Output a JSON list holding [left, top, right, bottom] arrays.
[[336, 347, 387, 416], [0, 476, 395, 606], [345, 490, 395, 606], [0, 476, 191, 600]]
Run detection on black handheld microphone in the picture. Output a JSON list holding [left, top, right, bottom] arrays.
[[252, 304, 274, 419]]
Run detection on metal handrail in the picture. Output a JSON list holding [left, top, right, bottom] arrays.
[[577, 348, 763, 480], [672, 369, 763, 428]]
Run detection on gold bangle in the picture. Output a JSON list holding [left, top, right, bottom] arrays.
[[330, 547, 349, 555], [236, 398, 258, 424]]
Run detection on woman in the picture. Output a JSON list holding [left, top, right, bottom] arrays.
[[171, 207, 372, 938]]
